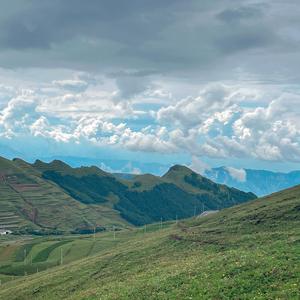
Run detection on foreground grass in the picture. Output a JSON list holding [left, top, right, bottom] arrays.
[[0, 186, 299, 299]]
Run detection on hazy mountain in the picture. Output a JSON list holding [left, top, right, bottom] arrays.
[[204, 167, 300, 196], [0, 144, 21, 159], [39, 156, 169, 175]]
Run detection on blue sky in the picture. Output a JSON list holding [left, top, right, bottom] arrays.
[[1, 0, 300, 174]]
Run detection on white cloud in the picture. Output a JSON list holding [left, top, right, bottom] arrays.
[[232, 93, 300, 161], [52, 79, 88, 93], [30, 116, 75, 143], [188, 156, 211, 174], [0, 77, 300, 167], [157, 84, 236, 130], [226, 166, 247, 182], [0, 92, 39, 138], [100, 162, 141, 174]]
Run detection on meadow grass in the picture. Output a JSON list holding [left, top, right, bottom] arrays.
[[0, 186, 299, 299]]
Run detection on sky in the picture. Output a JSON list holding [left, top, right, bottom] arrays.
[[0, 0, 300, 174]]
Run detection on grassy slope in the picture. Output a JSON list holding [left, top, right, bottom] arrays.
[[0, 157, 37, 230], [0, 158, 129, 232], [0, 185, 299, 299]]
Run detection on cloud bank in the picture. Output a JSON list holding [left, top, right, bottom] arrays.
[[0, 1, 299, 171]]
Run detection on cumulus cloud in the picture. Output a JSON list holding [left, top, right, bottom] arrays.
[[232, 93, 300, 161], [30, 116, 76, 143], [188, 156, 211, 174], [0, 63, 300, 176], [100, 162, 141, 174], [226, 166, 247, 182], [0, 90, 177, 153], [157, 84, 235, 130], [1, 80, 300, 166], [0, 92, 39, 138]]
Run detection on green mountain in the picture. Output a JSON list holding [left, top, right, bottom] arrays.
[[0, 156, 256, 233], [33, 161, 256, 226], [0, 157, 128, 234], [0, 184, 299, 299]]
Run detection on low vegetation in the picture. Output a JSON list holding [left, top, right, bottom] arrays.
[[0, 184, 299, 299]]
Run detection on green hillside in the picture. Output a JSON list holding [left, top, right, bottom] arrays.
[[0, 184, 299, 299], [0, 157, 129, 233], [33, 160, 256, 226], [0, 156, 256, 232]]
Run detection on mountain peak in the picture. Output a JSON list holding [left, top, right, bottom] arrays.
[[163, 164, 195, 178], [33, 159, 72, 172]]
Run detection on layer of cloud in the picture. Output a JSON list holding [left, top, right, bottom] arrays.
[[188, 156, 211, 175], [0, 1, 299, 85], [1, 79, 300, 165], [53, 79, 88, 93], [0, 1, 299, 171], [226, 166, 247, 182]]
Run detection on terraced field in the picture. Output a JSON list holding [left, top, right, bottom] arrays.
[[0, 157, 130, 233], [0, 222, 171, 283], [0, 212, 23, 230], [0, 181, 33, 231]]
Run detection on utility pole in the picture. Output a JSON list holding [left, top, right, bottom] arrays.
[[24, 249, 27, 265], [60, 248, 63, 265], [160, 217, 163, 229]]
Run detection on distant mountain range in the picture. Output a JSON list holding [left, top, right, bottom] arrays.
[[39, 156, 300, 196], [3, 152, 300, 197], [38, 156, 170, 175], [0, 156, 255, 234], [204, 167, 300, 196]]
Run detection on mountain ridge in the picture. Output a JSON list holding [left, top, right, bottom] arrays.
[[204, 166, 300, 196], [0, 156, 256, 232]]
